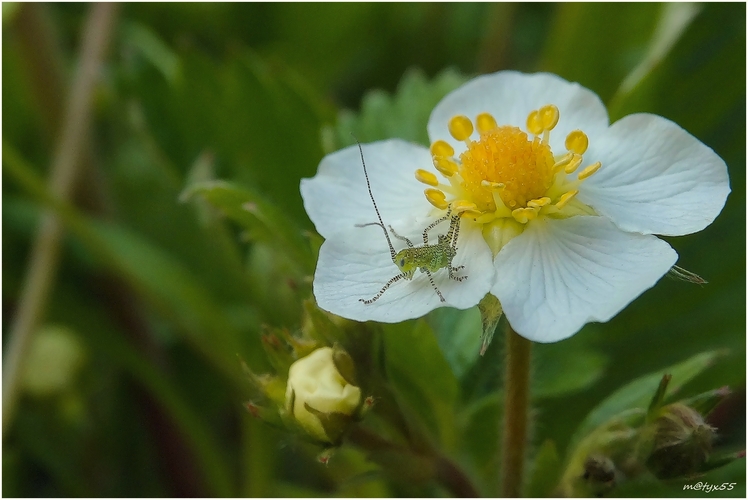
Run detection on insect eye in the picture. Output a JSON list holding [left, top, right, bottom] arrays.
[[399, 258, 406, 267]]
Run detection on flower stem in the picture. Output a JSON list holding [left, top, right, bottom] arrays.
[[500, 324, 532, 497]]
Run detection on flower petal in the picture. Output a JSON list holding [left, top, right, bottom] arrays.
[[301, 140, 434, 241], [580, 113, 730, 236], [314, 220, 494, 323], [491, 216, 677, 343], [428, 71, 609, 154]]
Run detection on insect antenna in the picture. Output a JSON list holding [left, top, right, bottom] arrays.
[[354, 138, 397, 262]]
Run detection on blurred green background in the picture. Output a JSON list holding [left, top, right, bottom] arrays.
[[2, 3, 744, 497]]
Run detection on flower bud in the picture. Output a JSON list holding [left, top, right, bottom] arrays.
[[285, 347, 362, 444], [645, 403, 715, 479]]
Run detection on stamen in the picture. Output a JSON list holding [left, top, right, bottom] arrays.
[[424, 188, 448, 209], [415, 169, 439, 186], [555, 189, 579, 209], [553, 152, 574, 172], [565, 130, 589, 155], [564, 154, 583, 174], [451, 200, 478, 214], [433, 157, 458, 177], [430, 140, 455, 158], [448, 115, 474, 142], [539, 105, 560, 131], [577, 161, 602, 180], [526, 110, 543, 135], [512, 207, 539, 224], [527, 197, 551, 208], [476, 112, 498, 134], [481, 180, 505, 190]]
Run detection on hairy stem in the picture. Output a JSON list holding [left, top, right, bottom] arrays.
[[2, 2, 119, 434], [500, 324, 532, 497]]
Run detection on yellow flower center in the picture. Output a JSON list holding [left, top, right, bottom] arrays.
[[417, 104, 602, 254]]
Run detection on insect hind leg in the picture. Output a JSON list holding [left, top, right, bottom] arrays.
[[424, 269, 446, 302], [421, 207, 453, 244], [449, 265, 467, 282], [360, 272, 408, 304]]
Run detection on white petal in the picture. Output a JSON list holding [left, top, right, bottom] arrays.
[[580, 113, 730, 236], [314, 220, 494, 323], [491, 216, 677, 343], [428, 71, 609, 154], [300, 140, 434, 241]]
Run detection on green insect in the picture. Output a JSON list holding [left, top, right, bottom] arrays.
[[354, 141, 467, 304]]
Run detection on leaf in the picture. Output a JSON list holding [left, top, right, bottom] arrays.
[[571, 350, 726, 447], [331, 68, 468, 149], [533, 341, 608, 399], [427, 307, 482, 380], [181, 180, 314, 272], [526, 439, 563, 498], [382, 319, 459, 449]]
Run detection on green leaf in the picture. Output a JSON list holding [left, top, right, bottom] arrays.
[[539, 3, 663, 103], [526, 439, 563, 498], [181, 180, 314, 272], [427, 307, 482, 380], [382, 319, 459, 449], [331, 68, 468, 149], [533, 341, 608, 399], [571, 350, 726, 447]]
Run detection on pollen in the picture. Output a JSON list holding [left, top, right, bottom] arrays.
[[424, 104, 602, 246], [459, 124, 555, 211]]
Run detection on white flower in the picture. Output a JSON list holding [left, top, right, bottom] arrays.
[[285, 347, 362, 443], [301, 71, 730, 343]]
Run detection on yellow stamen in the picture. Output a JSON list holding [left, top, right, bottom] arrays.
[[448, 115, 474, 142], [415, 169, 439, 186], [539, 104, 560, 131], [433, 157, 458, 177], [512, 207, 538, 224], [451, 200, 478, 214], [476, 112, 498, 134], [577, 161, 602, 180], [565, 130, 589, 155], [527, 197, 551, 209], [424, 188, 448, 209], [526, 110, 543, 135], [430, 140, 455, 158], [564, 154, 583, 174], [555, 189, 578, 209], [553, 152, 574, 172], [481, 180, 506, 190]]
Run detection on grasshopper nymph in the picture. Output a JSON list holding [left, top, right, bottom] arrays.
[[354, 141, 467, 304]]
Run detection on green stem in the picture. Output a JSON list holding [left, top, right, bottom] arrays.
[[501, 324, 532, 497]]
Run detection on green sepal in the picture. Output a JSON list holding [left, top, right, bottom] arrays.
[[332, 345, 359, 387], [304, 403, 353, 445], [477, 293, 503, 356]]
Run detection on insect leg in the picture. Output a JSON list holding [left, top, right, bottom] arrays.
[[423, 269, 446, 302], [359, 273, 408, 304], [449, 266, 467, 281], [422, 207, 453, 244]]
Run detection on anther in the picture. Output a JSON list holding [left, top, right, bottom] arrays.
[[565, 130, 589, 155], [526, 110, 543, 135], [430, 140, 455, 158], [433, 157, 458, 177], [424, 188, 449, 209], [451, 200, 478, 214], [539, 104, 560, 131], [415, 169, 439, 186], [476, 112, 498, 134], [553, 152, 574, 172], [577, 161, 602, 180], [555, 189, 579, 209], [564, 154, 583, 174], [481, 180, 505, 190], [448, 115, 474, 142], [511, 207, 538, 224], [527, 197, 551, 209]]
